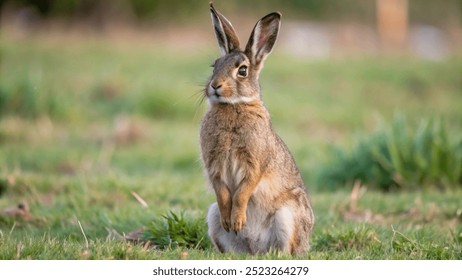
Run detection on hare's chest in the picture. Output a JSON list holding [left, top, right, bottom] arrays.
[[201, 109, 264, 190]]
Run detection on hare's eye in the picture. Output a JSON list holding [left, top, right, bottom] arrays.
[[237, 66, 248, 77]]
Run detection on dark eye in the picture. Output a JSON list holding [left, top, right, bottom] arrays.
[[237, 65, 248, 77]]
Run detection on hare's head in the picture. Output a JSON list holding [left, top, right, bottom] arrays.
[[206, 3, 281, 105]]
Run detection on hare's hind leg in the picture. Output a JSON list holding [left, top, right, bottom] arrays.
[[271, 206, 295, 253], [207, 203, 251, 253], [271, 206, 309, 255]]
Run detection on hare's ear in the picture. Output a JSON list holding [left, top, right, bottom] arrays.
[[245, 12, 281, 66], [210, 3, 240, 55]]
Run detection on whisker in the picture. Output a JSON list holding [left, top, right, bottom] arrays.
[[172, 86, 204, 107], [192, 84, 208, 122]]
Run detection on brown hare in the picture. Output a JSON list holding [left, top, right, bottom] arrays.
[[200, 3, 314, 255]]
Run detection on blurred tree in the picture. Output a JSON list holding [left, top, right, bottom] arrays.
[[1, 0, 51, 15], [377, 0, 409, 50]]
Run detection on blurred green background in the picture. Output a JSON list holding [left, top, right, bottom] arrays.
[[0, 0, 461, 259], [1, 0, 461, 23]]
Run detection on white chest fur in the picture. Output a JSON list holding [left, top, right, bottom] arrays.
[[217, 151, 245, 191]]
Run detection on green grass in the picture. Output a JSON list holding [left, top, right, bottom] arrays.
[[0, 32, 461, 259], [317, 115, 462, 191]]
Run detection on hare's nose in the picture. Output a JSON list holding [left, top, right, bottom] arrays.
[[211, 83, 222, 90], [210, 83, 222, 97]]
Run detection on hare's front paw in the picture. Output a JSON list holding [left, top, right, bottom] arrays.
[[231, 210, 247, 233], [220, 216, 231, 232]]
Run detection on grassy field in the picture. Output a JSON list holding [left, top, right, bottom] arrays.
[[0, 31, 461, 259]]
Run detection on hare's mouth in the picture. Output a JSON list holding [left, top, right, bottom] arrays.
[[206, 92, 223, 104]]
